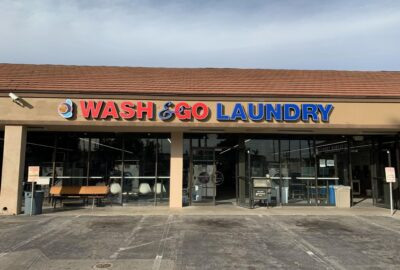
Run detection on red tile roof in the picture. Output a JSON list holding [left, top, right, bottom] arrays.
[[0, 63, 400, 98]]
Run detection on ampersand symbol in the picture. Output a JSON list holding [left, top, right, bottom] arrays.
[[159, 101, 175, 121]]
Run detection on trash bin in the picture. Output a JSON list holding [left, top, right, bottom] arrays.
[[274, 186, 280, 204], [24, 191, 44, 215], [329, 185, 336, 205], [334, 186, 351, 208], [333, 185, 342, 207], [281, 186, 289, 204]]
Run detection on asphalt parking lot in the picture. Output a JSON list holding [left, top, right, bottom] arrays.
[[0, 213, 399, 270]]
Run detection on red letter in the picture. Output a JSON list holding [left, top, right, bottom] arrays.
[[80, 100, 103, 118], [175, 102, 192, 120], [136, 101, 154, 120], [120, 101, 136, 119], [101, 101, 119, 119], [192, 103, 209, 120]]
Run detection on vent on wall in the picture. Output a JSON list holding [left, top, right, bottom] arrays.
[[277, 129, 313, 133], [187, 129, 225, 132], [361, 130, 397, 134], [27, 126, 47, 130]]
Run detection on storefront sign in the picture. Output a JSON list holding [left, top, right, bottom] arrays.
[[59, 99, 334, 123], [385, 167, 396, 183], [255, 189, 267, 198], [27, 166, 40, 182], [58, 99, 74, 119], [216, 103, 333, 122], [80, 100, 155, 120], [37, 177, 50, 185], [385, 166, 396, 216]]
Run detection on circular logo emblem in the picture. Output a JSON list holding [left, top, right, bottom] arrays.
[[58, 99, 73, 119]]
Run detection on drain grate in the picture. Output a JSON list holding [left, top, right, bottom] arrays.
[[93, 263, 112, 269]]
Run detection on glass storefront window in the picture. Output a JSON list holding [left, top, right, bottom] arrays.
[[25, 133, 56, 177], [350, 137, 373, 205], [123, 134, 170, 205], [24, 132, 56, 201], [372, 136, 398, 207], [20, 131, 399, 210], [22, 132, 169, 210], [315, 137, 348, 205], [183, 134, 355, 207], [55, 133, 89, 186], [89, 135, 123, 186], [280, 138, 316, 205], [246, 139, 280, 205]]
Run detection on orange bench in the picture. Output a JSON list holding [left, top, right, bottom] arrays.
[[50, 186, 109, 208]]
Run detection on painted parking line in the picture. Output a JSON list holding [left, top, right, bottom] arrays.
[[152, 215, 174, 270], [260, 215, 347, 270]]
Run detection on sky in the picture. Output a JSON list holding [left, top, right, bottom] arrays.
[[0, 0, 399, 70]]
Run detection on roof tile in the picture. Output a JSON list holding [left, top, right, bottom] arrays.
[[0, 63, 399, 98]]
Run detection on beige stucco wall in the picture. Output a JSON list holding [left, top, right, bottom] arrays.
[[169, 132, 183, 208], [0, 126, 26, 215]]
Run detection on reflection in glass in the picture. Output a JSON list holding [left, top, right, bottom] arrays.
[[55, 133, 89, 186], [246, 139, 280, 205], [350, 137, 372, 205], [124, 135, 170, 205], [280, 138, 315, 205], [316, 137, 348, 205], [373, 137, 397, 207], [24, 132, 56, 200], [23, 132, 170, 210]]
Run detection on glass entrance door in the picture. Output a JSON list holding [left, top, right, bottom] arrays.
[[189, 147, 217, 205], [350, 137, 373, 206], [184, 134, 243, 207], [372, 138, 397, 208], [315, 138, 348, 206], [237, 141, 251, 208]]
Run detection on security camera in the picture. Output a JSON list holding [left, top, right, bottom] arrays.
[[9, 92, 20, 101], [9, 92, 24, 106]]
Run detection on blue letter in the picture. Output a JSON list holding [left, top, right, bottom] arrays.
[[216, 103, 230, 121], [284, 104, 300, 121], [248, 103, 264, 121], [231, 103, 247, 121], [301, 104, 318, 122], [158, 101, 175, 121], [265, 104, 282, 121], [317, 104, 334, 122]]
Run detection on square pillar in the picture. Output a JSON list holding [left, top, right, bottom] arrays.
[[0, 126, 27, 215], [169, 132, 183, 208]]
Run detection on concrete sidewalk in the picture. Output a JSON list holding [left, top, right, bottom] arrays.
[[38, 204, 400, 219]]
